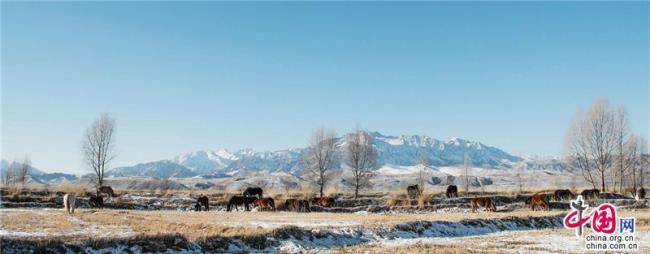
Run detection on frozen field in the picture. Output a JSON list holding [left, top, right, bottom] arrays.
[[1, 208, 648, 253]]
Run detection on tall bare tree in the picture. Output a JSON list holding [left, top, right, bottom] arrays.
[[613, 107, 631, 192], [82, 113, 116, 191], [3, 161, 16, 186], [565, 99, 618, 192], [304, 128, 337, 198], [515, 161, 526, 194], [344, 129, 377, 199], [463, 152, 470, 197], [16, 157, 31, 187], [636, 138, 648, 189], [417, 156, 430, 191]]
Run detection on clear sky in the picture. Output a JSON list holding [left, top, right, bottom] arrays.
[[2, 2, 648, 174]]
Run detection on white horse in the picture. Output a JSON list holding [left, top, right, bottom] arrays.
[[63, 193, 76, 214]]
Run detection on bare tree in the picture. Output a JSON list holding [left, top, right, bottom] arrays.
[[515, 161, 526, 194], [416, 156, 430, 191], [3, 161, 16, 186], [624, 135, 639, 190], [344, 129, 377, 199], [637, 138, 648, 189], [304, 128, 337, 198], [82, 113, 116, 191], [613, 107, 632, 192], [16, 157, 31, 187], [565, 99, 618, 192], [463, 152, 470, 197]]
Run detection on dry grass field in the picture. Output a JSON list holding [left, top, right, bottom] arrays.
[[1, 186, 648, 253], [0, 208, 572, 239]]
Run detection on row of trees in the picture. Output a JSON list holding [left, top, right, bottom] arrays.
[[304, 127, 378, 199], [2, 157, 31, 187], [566, 98, 648, 192]]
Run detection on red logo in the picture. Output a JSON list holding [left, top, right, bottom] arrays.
[[564, 195, 617, 238]]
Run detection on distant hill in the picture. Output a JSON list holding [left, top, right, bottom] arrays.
[[0, 160, 78, 184]]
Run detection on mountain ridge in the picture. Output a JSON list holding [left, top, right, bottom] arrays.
[[108, 132, 522, 178]]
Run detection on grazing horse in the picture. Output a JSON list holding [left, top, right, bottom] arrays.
[[254, 197, 275, 211], [530, 193, 550, 211], [98, 186, 116, 198], [470, 197, 496, 212], [227, 196, 257, 212], [407, 185, 421, 200], [554, 189, 575, 201], [311, 197, 335, 207], [195, 196, 209, 211], [88, 195, 104, 208], [243, 187, 263, 198], [285, 199, 310, 212], [446, 185, 458, 198], [581, 189, 600, 200], [63, 193, 76, 214]]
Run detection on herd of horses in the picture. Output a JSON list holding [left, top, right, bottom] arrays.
[[59, 184, 646, 214], [195, 187, 334, 212], [63, 185, 117, 214], [406, 184, 647, 212]]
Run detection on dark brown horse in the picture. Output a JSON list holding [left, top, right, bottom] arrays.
[[227, 196, 257, 211], [253, 197, 275, 211], [446, 185, 458, 198], [407, 185, 421, 200], [195, 196, 209, 211], [554, 189, 575, 201], [581, 189, 600, 200], [470, 197, 497, 212], [243, 187, 263, 198], [98, 186, 116, 197], [89, 195, 104, 208], [285, 198, 310, 212]]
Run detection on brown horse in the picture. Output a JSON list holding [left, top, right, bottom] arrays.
[[470, 197, 496, 212], [195, 196, 209, 211], [581, 189, 600, 200], [227, 196, 257, 211], [243, 187, 263, 198], [311, 197, 335, 207], [407, 185, 421, 200], [285, 198, 310, 212], [554, 189, 575, 201], [254, 197, 275, 211], [98, 186, 116, 198], [446, 185, 458, 198], [530, 193, 550, 211], [89, 195, 104, 208]]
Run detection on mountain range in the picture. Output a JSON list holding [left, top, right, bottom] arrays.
[[0, 160, 78, 184], [107, 132, 522, 178]]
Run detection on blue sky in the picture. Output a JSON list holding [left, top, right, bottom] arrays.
[[2, 2, 648, 174]]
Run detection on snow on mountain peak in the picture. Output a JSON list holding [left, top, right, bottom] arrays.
[[112, 131, 522, 177]]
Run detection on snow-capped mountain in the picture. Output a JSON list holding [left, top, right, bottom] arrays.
[[172, 149, 239, 174], [107, 132, 521, 178], [370, 132, 520, 167], [108, 160, 196, 178]]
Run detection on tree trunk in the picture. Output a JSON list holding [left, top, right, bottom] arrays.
[[601, 171, 606, 192], [354, 177, 359, 199]]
